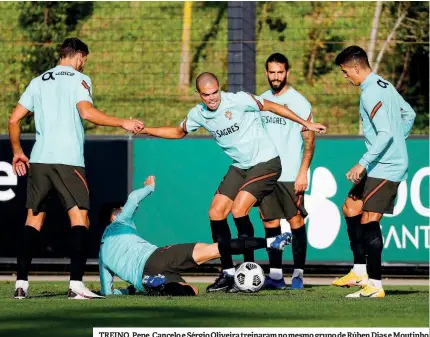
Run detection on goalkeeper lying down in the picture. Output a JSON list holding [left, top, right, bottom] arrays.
[[99, 176, 291, 296]]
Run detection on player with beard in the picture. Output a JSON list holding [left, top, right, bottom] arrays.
[[259, 53, 314, 290], [140, 72, 326, 293]]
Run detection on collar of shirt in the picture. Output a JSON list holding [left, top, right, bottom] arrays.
[[56, 65, 75, 70], [360, 72, 377, 90]]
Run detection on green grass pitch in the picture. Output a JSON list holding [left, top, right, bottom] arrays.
[[0, 281, 428, 337]]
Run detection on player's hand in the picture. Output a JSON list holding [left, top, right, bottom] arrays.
[[12, 152, 30, 176], [122, 118, 144, 134], [305, 122, 327, 134], [144, 176, 155, 188], [294, 172, 308, 194], [346, 164, 366, 184]]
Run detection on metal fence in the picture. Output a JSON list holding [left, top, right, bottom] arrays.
[[0, 1, 428, 135]]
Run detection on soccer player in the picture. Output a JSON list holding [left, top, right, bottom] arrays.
[[9, 37, 144, 300], [258, 53, 315, 290], [99, 176, 292, 296], [140, 72, 326, 293], [332, 46, 415, 298]]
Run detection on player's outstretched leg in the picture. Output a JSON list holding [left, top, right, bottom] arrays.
[[203, 233, 292, 293]]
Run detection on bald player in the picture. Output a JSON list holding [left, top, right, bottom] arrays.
[[332, 46, 415, 298], [140, 72, 326, 293]]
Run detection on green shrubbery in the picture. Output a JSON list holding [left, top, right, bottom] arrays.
[[0, 2, 427, 135]]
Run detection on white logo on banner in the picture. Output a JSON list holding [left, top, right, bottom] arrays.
[[280, 166, 430, 250], [0, 161, 18, 201], [305, 167, 341, 249], [280, 167, 341, 250]]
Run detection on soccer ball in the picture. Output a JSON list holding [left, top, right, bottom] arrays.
[[234, 262, 265, 293]]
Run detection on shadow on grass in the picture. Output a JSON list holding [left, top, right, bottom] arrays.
[[260, 284, 318, 292], [385, 290, 422, 296], [0, 305, 308, 337], [30, 291, 68, 299]]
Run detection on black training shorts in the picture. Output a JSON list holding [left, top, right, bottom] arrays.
[[26, 163, 90, 213], [348, 175, 400, 214], [143, 243, 198, 284], [258, 182, 308, 221], [217, 156, 282, 203]]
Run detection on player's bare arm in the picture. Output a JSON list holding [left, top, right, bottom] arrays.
[[77, 101, 144, 133], [295, 129, 315, 194], [141, 125, 187, 139], [8, 103, 31, 176], [262, 99, 327, 134]]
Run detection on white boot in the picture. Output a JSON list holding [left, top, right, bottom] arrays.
[[68, 281, 104, 300]]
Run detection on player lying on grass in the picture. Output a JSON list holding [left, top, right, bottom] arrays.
[[98, 176, 291, 296]]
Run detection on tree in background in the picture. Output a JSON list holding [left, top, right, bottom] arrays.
[[392, 1, 429, 134], [18, 1, 93, 132], [190, 2, 228, 89], [303, 2, 344, 85], [257, 2, 288, 42], [370, 1, 429, 134], [178, 1, 192, 94]]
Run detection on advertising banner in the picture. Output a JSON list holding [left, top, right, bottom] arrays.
[[0, 136, 129, 259], [133, 137, 429, 264]]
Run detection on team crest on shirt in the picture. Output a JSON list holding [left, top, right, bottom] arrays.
[[225, 111, 232, 120]]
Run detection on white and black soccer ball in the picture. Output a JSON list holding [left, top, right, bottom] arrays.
[[234, 262, 265, 293]]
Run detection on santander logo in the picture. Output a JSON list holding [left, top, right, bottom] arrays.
[[280, 166, 430, 251]]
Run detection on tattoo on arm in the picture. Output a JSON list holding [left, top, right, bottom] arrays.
[[300, 130, 315, 172]]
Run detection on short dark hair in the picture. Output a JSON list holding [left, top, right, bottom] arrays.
[[99, 202, 123, 227], [59, 37, 89, 59], [195, 72, 219, 91], [335, 46, 370, 68], [265, 53, 290, 71]]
